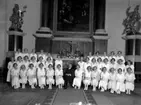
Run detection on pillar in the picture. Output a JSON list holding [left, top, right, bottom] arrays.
[[95, 0, 106, 34], [7, 31, 26, 57], [41, 0, 49, 27], [34, 0, 53, 53], [36, 0, 52, 33]]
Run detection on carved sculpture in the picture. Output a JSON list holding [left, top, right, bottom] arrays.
[[122, 5, 141, 35], [9, 4, 27, 32]]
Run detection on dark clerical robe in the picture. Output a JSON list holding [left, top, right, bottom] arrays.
[[64, 67, 75, 89]]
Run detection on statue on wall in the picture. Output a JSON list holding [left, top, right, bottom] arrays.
[[9, 4, 27, 32], [122, 5, 141, 35]]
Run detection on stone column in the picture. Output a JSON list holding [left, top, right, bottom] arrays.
[[34, 0, 53, 53], [41, 0, 48, 27], [95, 0, 106, 34], [36, 0, 52, 33], [7, 31, 26, 57]]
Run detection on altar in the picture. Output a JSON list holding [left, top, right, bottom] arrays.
[[34, 0, 109, 56], [53, 56, 79, 69], [52, 37, 93, 56]]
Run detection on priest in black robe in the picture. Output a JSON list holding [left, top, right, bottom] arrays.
[[64, 63, 75, 89]]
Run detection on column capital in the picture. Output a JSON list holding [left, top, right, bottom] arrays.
[[95, 29, 107, 35], [93, 35, 110, 40], [7, 31, 26, 36], [122, 35, 141, 40], [34, 27, 53, 38]]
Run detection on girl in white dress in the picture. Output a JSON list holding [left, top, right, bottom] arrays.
[[45, 57, 53, 70], [96, 57, 103, 73], [16, 56, 23, 70], [55, 55, 63, 70], [101, 52, 108, 61], [27, 63, 37, 89], [94, 51, 100, 61], [73, 65, 83, 89], [83, 57, 91, 73], [46, 64, 54, 89], [37, 56, 45, 68], [108, 68, 117, 93], [99, 67, 109, 92], [91, 66, 100, 91], [46, 53, 53, 62], [55, 64, 64, 89], [88, 52, 93, 63], [19, 64, 27, 89], [125, 67, 135, 94], [126, 60, 134, 73], [38, 50, 46, 62], [15, 49, 22, 61], [10, 63, 20, 89], [29, 49, 37, 61], [37, 63, 46, 89], [116, 59, 126, 73], [78, 56, 85, 72], [23, 55, 30, 69], [22, 48, 29, 60], [102, 58, 110, 72], [83, 66, 92, 90], [116, 51, 125, 64], [109, 51, 116, 62], [91, 57, 97, 68], [7, 57, 15, 82], [116, 68, 126, 94], [109, 58, 117, 72], [8, 57, 15, 70], [30, 56, 37, 68]]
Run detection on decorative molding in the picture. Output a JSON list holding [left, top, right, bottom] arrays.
[[37, 27, 52, 33], [33, 33, 53, 38], [93, 35, 110, 40], [7, 31, 26, 36], [95, 29, 107, 35], [122, 35, 141, 40], [34, 27, 53, 38], [53, 37, 92, 42]]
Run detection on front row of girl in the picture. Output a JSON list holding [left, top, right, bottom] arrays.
[[7, 62, 64, 89], [8, 62, 135, 95]]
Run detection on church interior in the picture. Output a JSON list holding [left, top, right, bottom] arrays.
[[0, 0, 141, 105]]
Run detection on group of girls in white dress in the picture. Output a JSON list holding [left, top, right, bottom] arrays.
[[6, 48, 135, 95], [7, 49, 64, 89], [72, 51, 135, 95]]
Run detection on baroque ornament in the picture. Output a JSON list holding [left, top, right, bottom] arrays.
[[122, 5, 141, 35], [9, 4, 27, 32]]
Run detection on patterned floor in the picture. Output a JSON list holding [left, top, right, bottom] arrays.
[[53, 88, 87, 105], [0, 86, 58, 105], [0, 84, 141, 105], [83, 90, 97, 105]]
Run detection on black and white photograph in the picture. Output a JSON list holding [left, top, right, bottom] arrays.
[[0, 0, 141, 105]]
